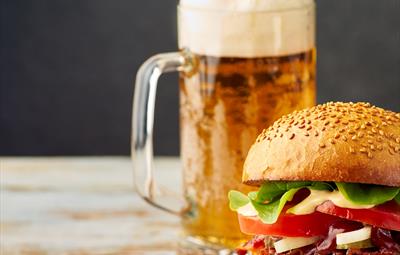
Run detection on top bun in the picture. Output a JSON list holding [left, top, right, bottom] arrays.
[[243, 102, 400, 186]]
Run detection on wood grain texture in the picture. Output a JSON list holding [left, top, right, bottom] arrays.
[[0, 157, 182, 255]]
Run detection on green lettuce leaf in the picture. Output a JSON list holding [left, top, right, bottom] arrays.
[[336, 182, 400, 205], [228, 181, 334, 224], [309, 182, 335, 191], [250, 181, 334, 224], [248, 191, 258, 200], [395, 193, 400, 205], [228, 190, 250, 210], [251, 188, 302, 224], [254, 181, 312, 203], [228, 181, 400, 225]]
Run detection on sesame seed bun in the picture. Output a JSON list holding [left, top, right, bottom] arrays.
[[243, 102, 400, 187]]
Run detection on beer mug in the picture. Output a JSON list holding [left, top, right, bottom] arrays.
[[132, 0, 316, 250]]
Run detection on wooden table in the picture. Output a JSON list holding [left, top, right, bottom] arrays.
[[1, 157, 183, 255]]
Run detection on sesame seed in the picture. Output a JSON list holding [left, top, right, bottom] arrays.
[[258, 103, 398, 156]]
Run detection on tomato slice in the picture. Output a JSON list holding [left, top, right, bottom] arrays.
[[316, 201, 400, 231], [238, 209, 344, 237]]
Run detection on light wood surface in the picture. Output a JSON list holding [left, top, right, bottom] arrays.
[[0, 157, 183, 255]]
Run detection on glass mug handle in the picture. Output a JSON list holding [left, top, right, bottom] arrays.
[[132, 50, 194, 215]]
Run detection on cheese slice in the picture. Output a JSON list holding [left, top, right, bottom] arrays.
[[237, 189, 375, 217], [287, 190, 374, 215], [274, 236, 320, 253], [336, 226, 372, 245]]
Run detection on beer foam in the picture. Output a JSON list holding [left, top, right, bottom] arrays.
[[178, 0, 315, 57], [180, 0, 313, 12]]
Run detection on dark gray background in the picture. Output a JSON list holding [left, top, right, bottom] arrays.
[[1, 0, 399, 156]]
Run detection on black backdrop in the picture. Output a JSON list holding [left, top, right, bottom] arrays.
[[1, 0, 399, 156]]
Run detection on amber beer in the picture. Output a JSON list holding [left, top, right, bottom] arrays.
[[178, 0, 316, 247], [132, 0, 316, 251]]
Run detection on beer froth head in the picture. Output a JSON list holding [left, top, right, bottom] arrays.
[[178, 0, 315, 57], [180, 0, 313, 11]]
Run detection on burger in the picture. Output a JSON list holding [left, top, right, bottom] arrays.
[[228, 102, 400, 254]]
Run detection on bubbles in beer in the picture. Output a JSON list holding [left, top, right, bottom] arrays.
[[180, 49, 316, 246], [178, 0, 316, 248]]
